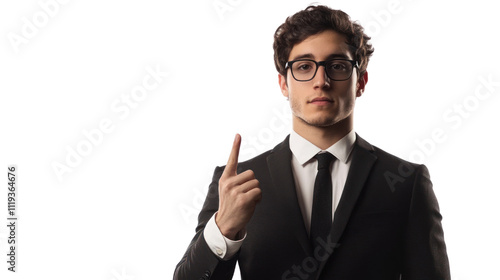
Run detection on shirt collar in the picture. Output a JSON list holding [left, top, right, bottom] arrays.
[[289, 130, 356, 165]]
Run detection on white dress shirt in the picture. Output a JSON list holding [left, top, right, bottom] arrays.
[[289, 130, 356, 235], [203, 130, 356, 260]]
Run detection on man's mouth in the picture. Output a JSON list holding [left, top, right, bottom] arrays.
[[309, 97, 333, 105]]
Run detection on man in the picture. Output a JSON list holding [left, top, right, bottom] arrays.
[[174, 5, 450, 280]]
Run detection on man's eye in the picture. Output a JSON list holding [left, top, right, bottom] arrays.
[[329, 63, 347, 71], [295, 63, 314, 71]]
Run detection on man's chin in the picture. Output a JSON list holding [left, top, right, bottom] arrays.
[[311, 121, 338, 128], [303, 117, 339, 128]]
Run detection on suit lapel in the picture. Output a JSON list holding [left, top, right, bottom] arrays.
[[330, 134, 377, 242], [266, 136, 312, 256], [315, 134, 378, 278]]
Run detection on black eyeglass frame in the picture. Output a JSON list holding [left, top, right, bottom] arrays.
[[284, 58, 359, 82]]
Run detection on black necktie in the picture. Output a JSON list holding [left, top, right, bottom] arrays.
[[310, 152, 335, 248]]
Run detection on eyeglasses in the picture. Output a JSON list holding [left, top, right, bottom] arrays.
[[285, 58, 359, 82]]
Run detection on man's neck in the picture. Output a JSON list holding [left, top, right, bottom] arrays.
[[293, 116, 353, 150]]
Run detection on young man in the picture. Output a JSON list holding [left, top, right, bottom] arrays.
[[174, 5, 450, 280]]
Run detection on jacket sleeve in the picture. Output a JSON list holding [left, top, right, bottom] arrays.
[[402, 164, 451, 280], [173, 166, 238, 280]]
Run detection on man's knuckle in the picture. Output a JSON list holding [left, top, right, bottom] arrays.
[[235, 195, 246, 206], [226, 187, 235, 196], [253, 188, 262, 196], [223, 177, 236, 187]]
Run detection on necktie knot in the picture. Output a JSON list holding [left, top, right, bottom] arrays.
[[314, 152, 335, 170]]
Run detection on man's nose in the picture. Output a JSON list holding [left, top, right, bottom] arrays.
[[313, 65, 331, 88]]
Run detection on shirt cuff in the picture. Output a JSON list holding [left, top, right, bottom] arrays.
[[203, 212, 246, 260]]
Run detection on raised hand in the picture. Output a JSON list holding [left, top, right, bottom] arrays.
[[215, 134, 262, 240]]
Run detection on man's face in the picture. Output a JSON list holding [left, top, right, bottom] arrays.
[[279, 30, 367, 132]]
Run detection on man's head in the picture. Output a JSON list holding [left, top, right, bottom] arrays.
[[273, 5, 374, 137], [273, 5, 374, 79]]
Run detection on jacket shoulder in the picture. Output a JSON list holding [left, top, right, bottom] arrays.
[[236, 136, 290, 171], [356, 134, 421, 169]]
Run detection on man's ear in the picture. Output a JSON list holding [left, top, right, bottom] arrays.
[[278, 73, 289, 98], [356, 70, 368, 97]]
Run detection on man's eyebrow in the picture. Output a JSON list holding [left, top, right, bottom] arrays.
[[325, 53, 350, 60], [291, 53, 351, 61], [291, 53, 315, 60]]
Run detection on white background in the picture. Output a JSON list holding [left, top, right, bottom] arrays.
[[1, 0, 499, 279]]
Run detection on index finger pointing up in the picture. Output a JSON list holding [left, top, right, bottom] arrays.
[[224, 133, 241, 176]]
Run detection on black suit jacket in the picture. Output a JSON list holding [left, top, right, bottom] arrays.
[[173, 134, 450, 280]]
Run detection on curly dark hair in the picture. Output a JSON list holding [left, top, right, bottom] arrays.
[[273, 5, 374, 79]]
